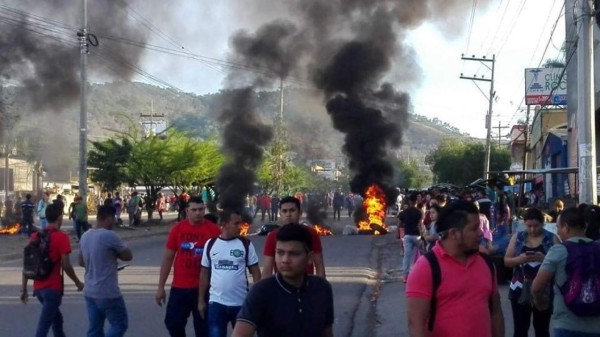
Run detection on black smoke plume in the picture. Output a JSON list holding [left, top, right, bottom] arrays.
[[216, 88, 272, 212], [219, 0, 492, 206], [0, 0, 153, 111], [216, 20, 309, 215]]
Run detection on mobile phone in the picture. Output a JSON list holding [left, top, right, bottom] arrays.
[[117, 264, 129, 271], [525, 251, 536, 255]]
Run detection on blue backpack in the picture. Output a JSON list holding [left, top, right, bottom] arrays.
[[559, 240, 600, 316]]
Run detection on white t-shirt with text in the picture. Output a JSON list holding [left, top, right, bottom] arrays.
[[201, 237, 259, 306]]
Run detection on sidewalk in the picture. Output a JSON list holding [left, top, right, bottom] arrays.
[[0, 213, 178, 262]]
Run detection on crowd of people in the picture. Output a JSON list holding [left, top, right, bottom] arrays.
[[20, 195, 334, 337], [399, 188, 600, 337], [15, 182, 600, 337]]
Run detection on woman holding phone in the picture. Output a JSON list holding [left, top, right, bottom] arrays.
[[504, 208, 560, 337]]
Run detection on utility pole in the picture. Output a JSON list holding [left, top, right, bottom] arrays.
[[140, 101, 165, 138], [274, 77, 285, 196], [78, 0, 88, 202], [522, 106, 531, 171], [460, 54, 496, 179], [494, 121, 510, 148], [520, 106, 531, 207], [576, 0, 597, 204]]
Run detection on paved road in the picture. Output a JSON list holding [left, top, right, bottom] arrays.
[[0, 229, 378, 336], [0, 212, 542, 336]]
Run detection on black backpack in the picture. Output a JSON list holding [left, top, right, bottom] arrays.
[[425, 251, 495, 331], [23, 229, 55, 280]]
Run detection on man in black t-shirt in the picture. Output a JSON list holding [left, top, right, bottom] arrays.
[[398, 194, 423, 283], [233, 224, 334, 337]]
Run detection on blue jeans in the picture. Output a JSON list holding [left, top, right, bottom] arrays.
[[402, 235, 420, 277], [39, 218, 48, 230], [85, 296, 128, 337], [165, 287, 207, 337], [207, 302, 241, 337], [75, 220, 88, 240], [555, 329, 600, 337], [35, 288, 65, 337]]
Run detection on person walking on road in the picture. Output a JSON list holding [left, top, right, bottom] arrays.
[[399, 193, 423, 283], [504, 207, 558, 337], [79, 205, 132, 337], [198, 210, 261, 337], [261, 196, 325, 279], [232, 223, 334, 337], [406, 200, 505, 337], [74, 196, 90, 241], [332, 190, 344, 221], [36, 192, 50, 230], [155, 196, 221, 337], [113, 192, 123, 225], [20, 203, 85, 337], [532, 207, 600, 337], [21, 194, 35, 237]]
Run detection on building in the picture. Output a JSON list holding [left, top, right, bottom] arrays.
[[541, 126, 569, 199], [528, 107, 568, 170]]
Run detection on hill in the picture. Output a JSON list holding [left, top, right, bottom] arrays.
[[5, 82, 471, 179]]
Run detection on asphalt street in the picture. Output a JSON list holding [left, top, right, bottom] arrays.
[[0, 212, 544, 336], [0, 227, 379, 336]]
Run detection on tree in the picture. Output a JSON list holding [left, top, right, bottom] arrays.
[[169, 138, 224, 195], [88, 138, 133, 192], [126, 130, 208, 218], [426, 137, 511, 186], [88, 123, 224, 219], [257, 156, 316, 195], [396, 159, 432, 189]]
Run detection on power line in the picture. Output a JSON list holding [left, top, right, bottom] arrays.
[[464, 0, 478, 52], [493, 0, 528, 57]]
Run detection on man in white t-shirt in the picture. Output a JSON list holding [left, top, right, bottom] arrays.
[[198, 210, 261, 337]]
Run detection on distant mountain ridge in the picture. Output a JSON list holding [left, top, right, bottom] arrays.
[[5, 82, 471, 179]]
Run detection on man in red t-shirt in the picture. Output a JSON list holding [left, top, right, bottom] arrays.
[[156, 196, 220, 337], [20, 203, 84, 337], [262, 196, 326, 279], [406, 200, 504, 337]]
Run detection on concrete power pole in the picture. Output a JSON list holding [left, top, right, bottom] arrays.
[[460, 54, 496, 179], [577, 0, 597, 204], [495, 121, 510, 148], [78, 0, 89, 202]]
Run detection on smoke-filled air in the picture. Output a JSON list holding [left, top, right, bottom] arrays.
[[217, 0, 492, 204]]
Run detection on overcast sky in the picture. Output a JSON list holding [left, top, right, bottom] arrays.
[[5, 0, 566, 139]]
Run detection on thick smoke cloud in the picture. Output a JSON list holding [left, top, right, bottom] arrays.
[[0, 0, 153, 112], [219, 0, 492, 206], [216, 88, 272, 211]]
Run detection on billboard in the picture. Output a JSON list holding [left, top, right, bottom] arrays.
[[524, 68, 567, 105]]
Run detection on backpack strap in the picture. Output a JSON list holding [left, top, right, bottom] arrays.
[[478, 252, 496, 313], [205, 237, 217, 267], [238, 236, 251, 268], [425, 251, 441, 331], [426, 251, 495, 332]]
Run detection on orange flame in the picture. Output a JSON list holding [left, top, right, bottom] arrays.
[[240, 222, 250, 236], [357, 185, 387, 235], [314, 224, 333, 236], [0, 223, 21, 235]]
